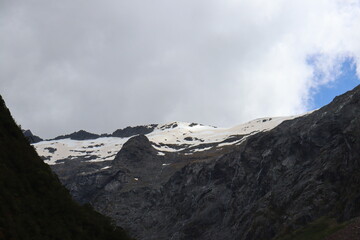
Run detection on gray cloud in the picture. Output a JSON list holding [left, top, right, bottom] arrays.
[[1, 0, 360, 138]]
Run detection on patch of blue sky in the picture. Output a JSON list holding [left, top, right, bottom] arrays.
[[308, 56, 359, 110]]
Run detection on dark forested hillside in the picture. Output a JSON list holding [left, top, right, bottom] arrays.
[[0, 95, 133, 240]]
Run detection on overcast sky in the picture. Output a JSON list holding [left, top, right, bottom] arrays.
[[1, 0, 360, 138]]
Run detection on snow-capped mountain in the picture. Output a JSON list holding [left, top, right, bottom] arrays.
[[34, 116, 302, 166], [29, 85, 360, 240]]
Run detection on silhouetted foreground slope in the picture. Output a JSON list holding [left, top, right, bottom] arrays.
[[0, 95, 133, 240]]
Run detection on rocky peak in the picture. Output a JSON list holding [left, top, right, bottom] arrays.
[[53, 129, 100, 141], [113, 134, 161, 168], [112, 124, 157, 138], [22, 129, 43, 143]]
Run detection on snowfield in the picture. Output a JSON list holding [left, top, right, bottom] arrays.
[[34, 114, 307, 165]]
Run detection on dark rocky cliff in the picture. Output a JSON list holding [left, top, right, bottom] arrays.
[[50, 85, 360, 240], [149, 85, 360, 240]]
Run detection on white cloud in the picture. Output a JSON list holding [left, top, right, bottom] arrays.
[[0, 0, 360, 138]]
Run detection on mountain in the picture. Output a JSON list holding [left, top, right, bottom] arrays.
[[46, 124, 159, 142], [22, 129, 43, 143], [0, 95, 133, 240], [53, 130, 101, 141], [32, 85, 360, 240], [112, 124, 158, 138], [35, 117, 295, 166]]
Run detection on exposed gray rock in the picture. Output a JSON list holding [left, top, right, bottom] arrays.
[[22, 129, 43, 143], [53, 129, 100, 140], [49, 86, 360, 240], [113, 135, 161, 168], [112, 125, 158, 138]]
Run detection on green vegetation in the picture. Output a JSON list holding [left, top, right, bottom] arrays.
[[0, 95, 133, 240], [274, 217, 349, 240]]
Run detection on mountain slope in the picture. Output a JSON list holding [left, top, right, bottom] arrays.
[[151, 85, 360, 240], [31, 85, 360, 240], [34, 117, 297, 166], [0, 95, 133, 240]]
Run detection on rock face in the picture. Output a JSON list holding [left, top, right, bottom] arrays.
[[22, 129, 43, 143], [112, 125, 157, 138], [47, 86, 360, 240], [113, 134, 161, 168], [53, 129, 100, 140], [49, 124, 158, 142]]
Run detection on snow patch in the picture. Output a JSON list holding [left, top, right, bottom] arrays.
[[34, 114, 307, 165], [100, 166, 111, 170]]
